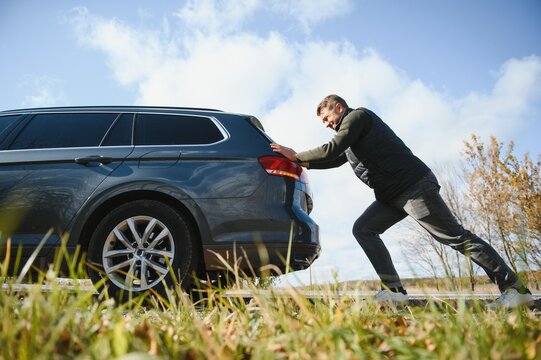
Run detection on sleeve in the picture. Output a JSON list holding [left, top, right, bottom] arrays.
[[295, 110, 367, 163], [307, 153, 348, 169]]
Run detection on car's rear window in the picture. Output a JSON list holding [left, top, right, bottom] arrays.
[[9, 113, 118, 150], [134, 114, 224, 145]]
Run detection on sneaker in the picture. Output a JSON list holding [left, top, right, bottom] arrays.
[[487, 288, 534, 309], [374, 289, 409, 305]]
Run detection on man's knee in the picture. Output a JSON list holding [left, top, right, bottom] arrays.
[[352, 219, 378, 243]]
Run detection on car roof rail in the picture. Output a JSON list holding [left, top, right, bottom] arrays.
[[0, 105, 224, 114]]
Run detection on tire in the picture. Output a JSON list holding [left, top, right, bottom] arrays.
[[87, 200, 197, 300]]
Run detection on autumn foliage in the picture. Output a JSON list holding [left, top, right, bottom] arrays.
[[463, 135, 541, 273]]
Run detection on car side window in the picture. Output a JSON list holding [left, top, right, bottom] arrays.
[[0, 115, 24, 142], [9, 113, 118, 150], [101, 113, 133, 146], [134, 114, 224, 145]]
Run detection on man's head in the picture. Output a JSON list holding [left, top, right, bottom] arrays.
[[316, 94, 348, 130]]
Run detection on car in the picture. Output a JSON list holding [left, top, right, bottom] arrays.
[[0, 106, 320, 297]]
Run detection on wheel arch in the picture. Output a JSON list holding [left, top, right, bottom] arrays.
[[74, 189, 208, 277]]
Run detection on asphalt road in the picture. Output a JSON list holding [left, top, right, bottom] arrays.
[[222, 289, 541, 309], [2, 279, 540, 309]]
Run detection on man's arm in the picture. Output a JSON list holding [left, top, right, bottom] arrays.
[[307, 154, 348, 169], [270, 143, 347, 169], [270, 109, 368, 167], [296, 110, 367, 163]]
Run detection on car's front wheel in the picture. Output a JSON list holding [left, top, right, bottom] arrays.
[[87, 200, 196, 299]]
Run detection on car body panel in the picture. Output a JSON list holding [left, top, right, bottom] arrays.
[[0, 147, 133, 256], [0, 106, 320, 275]]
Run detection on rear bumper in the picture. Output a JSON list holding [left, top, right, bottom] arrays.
[[203, 241, 321, 274], [200, 177, 320, 275]]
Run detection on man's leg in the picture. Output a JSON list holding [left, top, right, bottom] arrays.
[[352, 201, 407, 289], [394, 172, 524, 292]]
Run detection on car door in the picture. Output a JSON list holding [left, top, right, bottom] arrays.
[[0, 114, 30, 245], [2, 112, 134, 256]]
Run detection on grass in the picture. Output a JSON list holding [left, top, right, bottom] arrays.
[[1, 241, 540, 359], [1, 274, 540, 359]]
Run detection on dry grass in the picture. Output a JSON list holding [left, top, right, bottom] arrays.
[[1, 240, 540, 359], [1, 270, 540, 359]]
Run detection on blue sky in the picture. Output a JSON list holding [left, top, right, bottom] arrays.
[[1, 0, 540, 285]]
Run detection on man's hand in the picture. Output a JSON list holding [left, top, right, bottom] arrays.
[[270, 143, 297, 162]]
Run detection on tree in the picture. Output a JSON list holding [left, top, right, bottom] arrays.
[[463, 135, 541, 285], [507, 150, 541, 269]]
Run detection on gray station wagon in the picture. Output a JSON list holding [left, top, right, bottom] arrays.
[[0, 106, 320, 297]]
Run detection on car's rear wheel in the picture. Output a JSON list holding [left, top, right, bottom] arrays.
[[87, 200, 196, 300]]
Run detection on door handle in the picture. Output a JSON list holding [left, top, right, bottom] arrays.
[[74, 156, 113, 165]]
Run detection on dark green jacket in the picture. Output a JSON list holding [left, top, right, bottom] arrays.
[[296, 107, 430, 202]]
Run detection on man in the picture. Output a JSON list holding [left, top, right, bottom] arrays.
[[271, 94, 533, 308]]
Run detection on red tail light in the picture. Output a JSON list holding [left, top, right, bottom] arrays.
[[259, 156, 305, 182]]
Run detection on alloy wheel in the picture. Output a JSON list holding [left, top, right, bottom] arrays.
[[102, 215, 175, 291]]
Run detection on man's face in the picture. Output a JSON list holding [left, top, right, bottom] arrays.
[[318, 102, 344, 130]]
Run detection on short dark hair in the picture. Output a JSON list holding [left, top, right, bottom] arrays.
[[316, 94, 348, 116]]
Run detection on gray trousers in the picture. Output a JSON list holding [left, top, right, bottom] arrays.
[[353, 171, 520, 291]]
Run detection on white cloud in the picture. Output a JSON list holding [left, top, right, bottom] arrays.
[[455, 55, 541, 141], [68, 5, 541, 285], [21, 75, 67, 108], [175, 0, 261, 35], [271, 0, 353, 34], [69, 7, 174, 86], [136, 32, 295, 115], [174, 0, 353, 35]]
